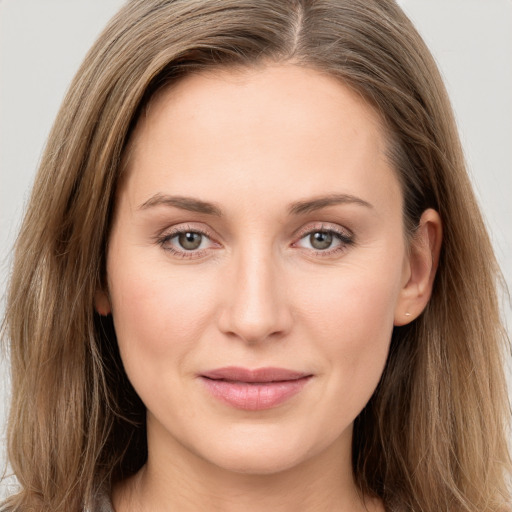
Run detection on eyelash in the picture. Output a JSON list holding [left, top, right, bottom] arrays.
[[156, 225, 218, 260], [155, 223, 355, 259], [292, 224, 355, 257]]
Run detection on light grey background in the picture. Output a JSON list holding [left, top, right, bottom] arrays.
[[1, 0, 511, 498]]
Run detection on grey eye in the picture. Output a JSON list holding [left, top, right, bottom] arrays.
[[309, 232, 333, 250], [178, 232, 203, 250]]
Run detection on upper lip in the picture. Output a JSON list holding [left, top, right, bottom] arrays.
[[200, 366, 311, 383]]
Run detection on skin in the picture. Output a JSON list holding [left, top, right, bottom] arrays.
[[96, 64, 441, 511]]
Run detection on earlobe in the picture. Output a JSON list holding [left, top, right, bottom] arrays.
[[394, 208, 442, 326], [94, 289, 111, 316]]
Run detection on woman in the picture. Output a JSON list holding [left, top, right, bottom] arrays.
[[2, 0, 510, 510]]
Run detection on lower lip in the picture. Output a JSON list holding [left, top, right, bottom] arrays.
[[200, 377, 311, 410]]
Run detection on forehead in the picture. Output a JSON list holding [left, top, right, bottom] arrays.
[[134, 64, 387, 143], [120, 64, 398, 214]]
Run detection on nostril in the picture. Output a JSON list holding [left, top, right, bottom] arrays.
[[216, 256, 293, 343], [217, 303, 292, 344]]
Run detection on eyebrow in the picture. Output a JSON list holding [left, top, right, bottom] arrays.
[[138, 192, 373, 217], [288, 194, 373, 215], [138, 194, 222, 216]]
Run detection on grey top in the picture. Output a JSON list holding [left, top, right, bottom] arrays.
[[89, 486, 114, 512]]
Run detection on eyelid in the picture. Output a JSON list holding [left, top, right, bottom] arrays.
[[155, 223, 221, 259], [153, 221, 354, 259], [293, 222, 354, 241], [292, 222, 355, 255]]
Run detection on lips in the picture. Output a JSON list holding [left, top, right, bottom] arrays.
[[199, 366, 312, 410]]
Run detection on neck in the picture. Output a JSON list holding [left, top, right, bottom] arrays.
[[113, 423, 381, 512]]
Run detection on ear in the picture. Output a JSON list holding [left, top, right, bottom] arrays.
[[94, 289, 111, 316], [394, 208, 442, 326]]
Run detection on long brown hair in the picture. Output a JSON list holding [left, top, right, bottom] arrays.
[[2, 1, 510, 510]]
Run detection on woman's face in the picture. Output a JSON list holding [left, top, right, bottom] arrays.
[[103, 64, 412, 475]]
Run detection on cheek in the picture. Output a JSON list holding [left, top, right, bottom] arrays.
[[107, 257, 217, 376], [297, 256, 403, 407], [320, 280, 395, 376], [300, 255, 402, 341]]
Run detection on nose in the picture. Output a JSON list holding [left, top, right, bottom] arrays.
[[217, 249, 293, 344]]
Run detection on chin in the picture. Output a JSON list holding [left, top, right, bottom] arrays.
[[187, 422, 341, 477], [205, 446, 309, 476]]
